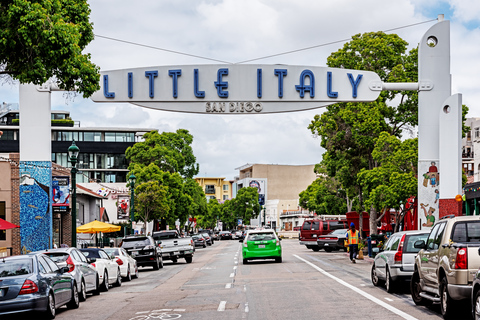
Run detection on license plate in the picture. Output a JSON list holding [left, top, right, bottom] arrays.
[[324, 243, 329, 246], [174, 251, 180, 255], [258, 245, 265, 248]]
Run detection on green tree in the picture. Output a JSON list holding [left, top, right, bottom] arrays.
[[134, 181, 170, 234], [229, 187, 260, 226], [126, 129, 199, 179], [198, 198, 221, 230], [298, 176, 347, 216], [0, 0, 100, 97]]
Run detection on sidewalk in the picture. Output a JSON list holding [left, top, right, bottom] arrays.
[[344, 251, 374, 263]]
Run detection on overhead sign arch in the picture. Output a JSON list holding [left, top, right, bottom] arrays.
[[90, 64, 382, 114]]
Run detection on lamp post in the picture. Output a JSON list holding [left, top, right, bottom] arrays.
[[128, 174, 136, 235], [68, 141, 80, 247]]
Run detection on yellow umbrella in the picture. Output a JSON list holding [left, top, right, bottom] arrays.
[[76, 220, 121, 233]]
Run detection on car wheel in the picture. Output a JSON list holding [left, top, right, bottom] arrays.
[[114, 268, 122, 287], [159, 257, 164, 269], [410, 270, 431, 306], [473, 289, 480, 320], [133, 264, 139, 279], [153, 258, 160, 270], [440, 276, 457, 319], [44, 292, 56, 319], [312, 247, 320, 252], [203, 244, 206, 248], [124, 265, 132, 281], [101, 271, 109, 292], [371, 263, 382, 287], [324, 247, 333, 253], [172, 257, 178, 264], [275, 257, 282, 263], [67, 282, 80, 309], [185, 256, 193, 263], [93, 275, 101, 295], [79, 280, 87, 302], [243, 259, 248, 264], [386, 267, 395, 293]]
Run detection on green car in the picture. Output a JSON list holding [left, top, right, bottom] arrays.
[[242, 229, 282, 264]]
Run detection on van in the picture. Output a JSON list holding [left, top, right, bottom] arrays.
[[299, 219, 348, 251]]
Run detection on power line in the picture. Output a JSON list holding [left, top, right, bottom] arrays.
[[94, 18, 437, 65]]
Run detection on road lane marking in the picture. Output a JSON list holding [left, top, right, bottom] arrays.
[[385, 297, 394, 302], [218, 301, 227, 311], [225, 283, 232, 288], [234, 266, 237, 270], [230, 273, 235, 277], [245, 303, 249, 312], [294, 255, 418, 320]]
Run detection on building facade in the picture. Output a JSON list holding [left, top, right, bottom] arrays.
[[234, 164, 317, 230], [194, 177, 233, 202]]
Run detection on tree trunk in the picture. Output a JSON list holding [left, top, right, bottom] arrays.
[[369, 206, 378, 235]]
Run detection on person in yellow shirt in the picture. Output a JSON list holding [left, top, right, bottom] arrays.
[[346, 222, 360, 263]]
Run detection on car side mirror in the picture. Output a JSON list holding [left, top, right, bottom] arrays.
[[87, 257, 96, 264], [60, 266, 70, 273], [414, 240, 426, 249]]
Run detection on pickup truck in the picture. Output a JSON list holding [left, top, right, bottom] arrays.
[[411, 215, 480, 319], [152, 230, 195, 263]]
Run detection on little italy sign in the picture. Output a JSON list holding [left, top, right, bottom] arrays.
[[90, 64, 382, 114]]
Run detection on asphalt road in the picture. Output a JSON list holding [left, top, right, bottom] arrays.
[[40, 239, 474, 320]]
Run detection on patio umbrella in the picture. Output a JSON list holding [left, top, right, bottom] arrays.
[[0, 218, 20, 230], [76, 220, 121, 233]]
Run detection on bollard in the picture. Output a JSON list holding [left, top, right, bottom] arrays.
[[367, 236, 372, 257]]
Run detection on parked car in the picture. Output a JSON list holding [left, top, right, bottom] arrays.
[[371, 230, 429, 293], [212, 231, 220, 241], [0, 253, 79, 318], [201, 233, 213, 246], [411, 215, 480, 319], [219, 231, 232, 240], [152, 230, 195, 264], [299, 219, 348, 251], [80, 248, 122, 292], [121, 235, 163, 270], [199, 230, 215, 244], [316, 228, 348, 252], [242, 229, 282, 264], [103, 247, 138, 281], [192, 234, 207, 248], [234, 230, 243, 240], [40, 247, 99, 301]]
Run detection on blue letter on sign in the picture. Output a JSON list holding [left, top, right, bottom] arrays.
[[215, 68, 229, 98], [347, 73, 363, 98], [145, 71, 158, 98], [103, 75, 115, 98], [295, 70, 315, 98], [194, 69, 205, 98], [169, 69, 182, 98], [128, 73, 133, 98], [327, 71, 338, 98], [274, 69, 287, 98], [257, 69, 262, 98]]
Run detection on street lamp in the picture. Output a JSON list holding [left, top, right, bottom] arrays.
[[128, 174, 136, 235], [68, 141, 80, 247]]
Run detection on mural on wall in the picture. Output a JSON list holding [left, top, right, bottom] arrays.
[[19, 161, 52, 253], [418, 161, 439, 229]]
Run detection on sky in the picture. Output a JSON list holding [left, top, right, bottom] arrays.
[[2, 0, 480, 180]]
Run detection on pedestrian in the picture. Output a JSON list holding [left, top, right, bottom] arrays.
[[346, 222, 360, 263]]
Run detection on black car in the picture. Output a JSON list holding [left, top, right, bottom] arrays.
[[121, 236, 163, 270], [316, 228, 348, 252], [192, 235, 207, 248], [199, 230, 214, 244], [0, 253, 80, 318], [219, 231, 233, 240]]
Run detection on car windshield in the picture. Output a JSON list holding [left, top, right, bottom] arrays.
[[103, 248, 119, 256], [330, 229, 347, 235], [153, 232, 177, 240], [43, 252, 69, 263], [247, 232, 276, 241], [80, 250, 102, 258], [202, 233, 209, 237], [0, 258, 33, 277], [122, 238, 150, 248]]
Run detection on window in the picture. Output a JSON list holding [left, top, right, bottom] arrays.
[[223, 195, 229, 200], [0, 202, 5, 241], [426, 223, 441, 250], [205, 185, 215, 194], [105, 132, 116, 142], [38, 256, 53, 274], [302, 221, 312, 230], [390, 235, 400, 251], [0, 129, 16, 140], [312, 221, 320, 231], [452, 222, 480, 242], [223, 185, 229, 191], [44, 256, 60, 272]]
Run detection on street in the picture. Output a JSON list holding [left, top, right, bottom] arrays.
[[40, 239, 473, 320]]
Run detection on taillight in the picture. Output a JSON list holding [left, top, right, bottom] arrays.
[[91, 263, 96, 268], [394, 234, 406, 264], [455, 248, 468, 269], [276, 240, 280, 246], [243, 241, 248, 248], [116, 258, 123, 266], [19, 279, 38, 295], [190, 240, 194, 246], [66, 255, 75, 272]]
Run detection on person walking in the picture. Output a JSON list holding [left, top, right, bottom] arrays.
[[346, 222, 360, 263]]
